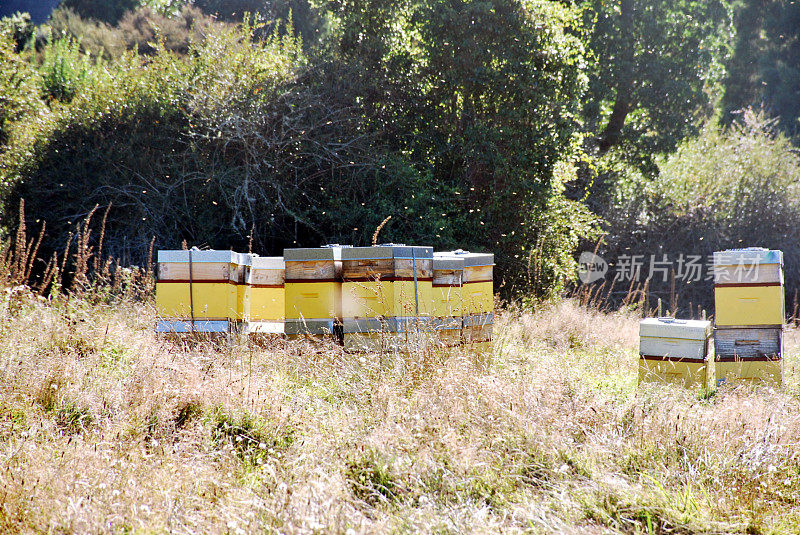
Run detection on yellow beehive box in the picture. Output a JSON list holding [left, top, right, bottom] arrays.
[[342, 279, 434, 319], [432, 253, 464, 318], [155, 249, 249, 327], [638, 318, 713, 388], [715, 357, 783, 386], [245, 255, 285, 334], [156, 281, 239, 320], [284, 246, 345, 336], [449, 250, 493, 315], [713, 285, 784, 327], [341, 245, 434, 351], [713, 248, 784, 327], [341, 245, 434, 320]]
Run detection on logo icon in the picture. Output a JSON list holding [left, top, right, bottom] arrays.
[[578, 252, 608, 284]]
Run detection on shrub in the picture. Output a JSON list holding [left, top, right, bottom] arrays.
[[596, 110, 800, 311], [38, 35, 93, 102], [0, 33, 43, 147]]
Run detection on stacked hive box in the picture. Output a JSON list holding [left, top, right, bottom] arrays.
[[455, 251, 494, 348], [245, 256, 285, 334], [155, 249, 249, 333], [341, 245, 433, 351], [638, 318, 713, 388], [713, 248, 784, 385], [432, 253, 465, 347], [284, 246, 345, 338]]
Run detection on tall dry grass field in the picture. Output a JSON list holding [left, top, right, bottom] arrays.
[[1, 292, 799, 533]]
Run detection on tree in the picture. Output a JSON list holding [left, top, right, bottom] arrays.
[[320, 0, 600, 296], [723, 0, 800, 138], [582, 0, 730, 163]]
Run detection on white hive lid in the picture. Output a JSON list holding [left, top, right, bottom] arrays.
[[639, 318, 712, 340], [449, 249, 494, 267], [433, 252, 465, 271], [157, 249, 241, 264], [713, 248, 783, 267], [284, 246, 346, 262], [341, 245, 433, 261], [250, 256, 284, 270]]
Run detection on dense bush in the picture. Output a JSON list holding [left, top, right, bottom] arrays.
[[596, 110, 800, 312], [0, 2, 603, 300], [0, 23, 447, 266], [0, 33, 43, 147]]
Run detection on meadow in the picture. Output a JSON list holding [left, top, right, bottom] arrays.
[[1, 290, 799, 534]]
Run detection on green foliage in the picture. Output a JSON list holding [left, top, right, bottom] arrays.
[[0, 11, 35, 52], [0, 33, 43, 147], [47, 8, 123, 58], [599, 110, 800, 310], [38, 35, 93, 102], [3, 0, 602, 300], [723, 0, 800, 138], [582, 0, 731, 165], [345, 450, 402, 505], [210, 407, 294, 463], [321, 0, 600, 296], [48, 6, 221, 59]]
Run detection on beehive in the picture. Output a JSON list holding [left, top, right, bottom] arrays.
[[638, 318, 713, 388], [449, 251, 494, 346], [155, 249, 249, 333], [431, 253, 465, 347], [713, 248, 784, 385], [713, 248, 784, 327], [245, 256, 285, 334], [284, 246, 345, 337], [341, 245, 433, 351]]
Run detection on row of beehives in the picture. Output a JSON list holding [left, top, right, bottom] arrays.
[[639, 248, 784, 388], [154, 245, 494, 351]]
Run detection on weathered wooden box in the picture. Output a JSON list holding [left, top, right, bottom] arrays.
[[284, 246, 346, 337], [432, 253, 465, 319], [713, 248, 784, 327], [638, 318, 712, 388], [341, 245, 433, 320], [449, 251, 494, 316], [245, 255, 285, 333], [714, 325, 783, 386], [713, 248, 783, 285], [155, 250, 249, 327], [714, 327, 782, 359], [462, 313, 493, 344]]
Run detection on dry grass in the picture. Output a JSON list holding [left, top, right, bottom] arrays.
[[1, 291, 800, 533]]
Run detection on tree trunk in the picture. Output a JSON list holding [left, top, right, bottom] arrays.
[[598, 91, 632, 153]]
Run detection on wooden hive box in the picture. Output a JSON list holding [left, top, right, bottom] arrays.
[[155, 249, 249, 333], [714, 326, 783, 386], [284, 246, 345, 337], [713, 248, 784, 327], [443, 251, 494, 346], [341, 245, 434, 351], [245, 255, 285, 334], [638, 318, 713, 388]]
